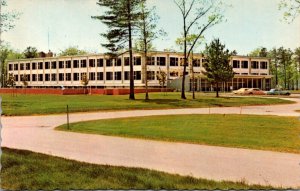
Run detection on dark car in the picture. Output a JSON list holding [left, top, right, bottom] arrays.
[[267, 89, 290, 96]]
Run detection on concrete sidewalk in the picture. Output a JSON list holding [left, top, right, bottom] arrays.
[[2, 97, 300, 188]]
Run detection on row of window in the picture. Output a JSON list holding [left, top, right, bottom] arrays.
[[8, 57, 143, 71], [13, 72, 143, 82], [232, 60, 268, 69]]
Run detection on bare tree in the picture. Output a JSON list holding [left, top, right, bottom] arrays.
[[174, 0, 225, 99]]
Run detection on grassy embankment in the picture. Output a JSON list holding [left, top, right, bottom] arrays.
[[1, 92, 294, 116], [1, 148, 273, 190], [57, 114, 300, 154]]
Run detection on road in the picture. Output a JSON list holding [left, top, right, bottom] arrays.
[[1, 97, 300, 188]]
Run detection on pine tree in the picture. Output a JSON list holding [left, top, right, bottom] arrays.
[[203, 39, 234, 98], [93, 0, 145, 100]]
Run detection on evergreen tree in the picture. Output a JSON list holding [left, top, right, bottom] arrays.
[[93, 0, 145, 100], [203, 39, 234, 98], [23, 46, 38, 58]]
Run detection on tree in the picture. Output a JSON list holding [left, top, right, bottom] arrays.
[[0, 0, 20, 87], [136, 2, 166, 100], [93, 0, 145, 100], [279, 0, 300, 23], [59, 46, 88, 56], [269, 48, 280, 86], [21, 74, 28, 87], [294, 47, 300, 89], [0, 46, 9, 86], [156, 69, 167, 88], [249, 47, 268, 57], [6, 72, 15, 87], [174, 0, 225, 99], [81, 73, 89, 95], [203, 39, 234, 98], [176, 34, 203, 99], [23, 46, 38, 58], [277, 47, 293, 89]]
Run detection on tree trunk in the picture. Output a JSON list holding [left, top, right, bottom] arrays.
[[127, 0, 135, 100], [216, 82, 219, 98], [181, 14, 187, 100]]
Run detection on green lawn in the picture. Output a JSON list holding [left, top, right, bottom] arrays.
[[57, 114, 300, 154], [1, 148, 273, 190], [1, 92, 293, 116]]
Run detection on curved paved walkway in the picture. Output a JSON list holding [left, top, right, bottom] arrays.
[[2, 97, 300, 188]]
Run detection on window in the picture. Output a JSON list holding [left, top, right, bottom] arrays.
[[179, 58, 185, 66], [201, 59, 208, 65], [115, 72, 122, 80], [51, 74, 56, 81], [89, 59, 95, 67], [45, 62, 50, 69], [66, 61, 71, 68], [193, 59, 201, 67], [73, 60, 79, 68], [134, 56, 141, 65], [59, 61, 64, 69], [32, 74, 37, 81], [260, 61, 268, 69], [251, 73, 259, 75], [241, 61, 248, 68], [147, 71, 155, 80], [59, 73, 64, 81], [124, 71, 130, 80], [51, 61, 57, 69], [38, 74, 43, 81], [97, 72, 103, 80], [261, 73, 268, 75], [73, 73, 79, 81], [26, 63, 30, 70], [157, 57, 166, 66], [124, 57, 130, 66], [32, 62, 36, 70], [170, 71, 178, 77], [106, 59, 113, 67], [9, 64, 13, 71], [14, 64, 18, 70], [106, 72, 113, 80], [38, 62, 43, 70], [134, 71, 141, 80], [26, 74, 30, 82], [20, 63, 24, 70], [97, 59, 104, 67], [233, 60, 240, 68], [81, 60, 87, 68], [251, 61, 259, 69], [116, 58, 122, 66], [14, 75, 19, 81], [89, 72, 95, 81], [45, 74, 50, 81], [81, 73, 87, 80], [170, 57, 178, 66], [66, 73, 71, 81], [147, 57, 155, 65]]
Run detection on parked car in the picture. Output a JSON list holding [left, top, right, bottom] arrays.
[[267, 89, 291, 96], [246, 88, 266, 95], [233, 88, 249, 94]]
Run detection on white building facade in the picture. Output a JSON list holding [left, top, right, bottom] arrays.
[[7, 51, 272, 91]]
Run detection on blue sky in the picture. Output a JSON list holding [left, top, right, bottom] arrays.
[[3, 0, 300, 55]]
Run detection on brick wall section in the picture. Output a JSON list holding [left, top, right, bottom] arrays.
[[0, 88, 173, 95]]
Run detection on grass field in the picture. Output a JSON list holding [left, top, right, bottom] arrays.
[[57, 114, 300, 154], [1, 148, 272, 190], [1, 92, 293, 116]]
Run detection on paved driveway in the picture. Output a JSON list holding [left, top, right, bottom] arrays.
[[2, 97, 300, 188]]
